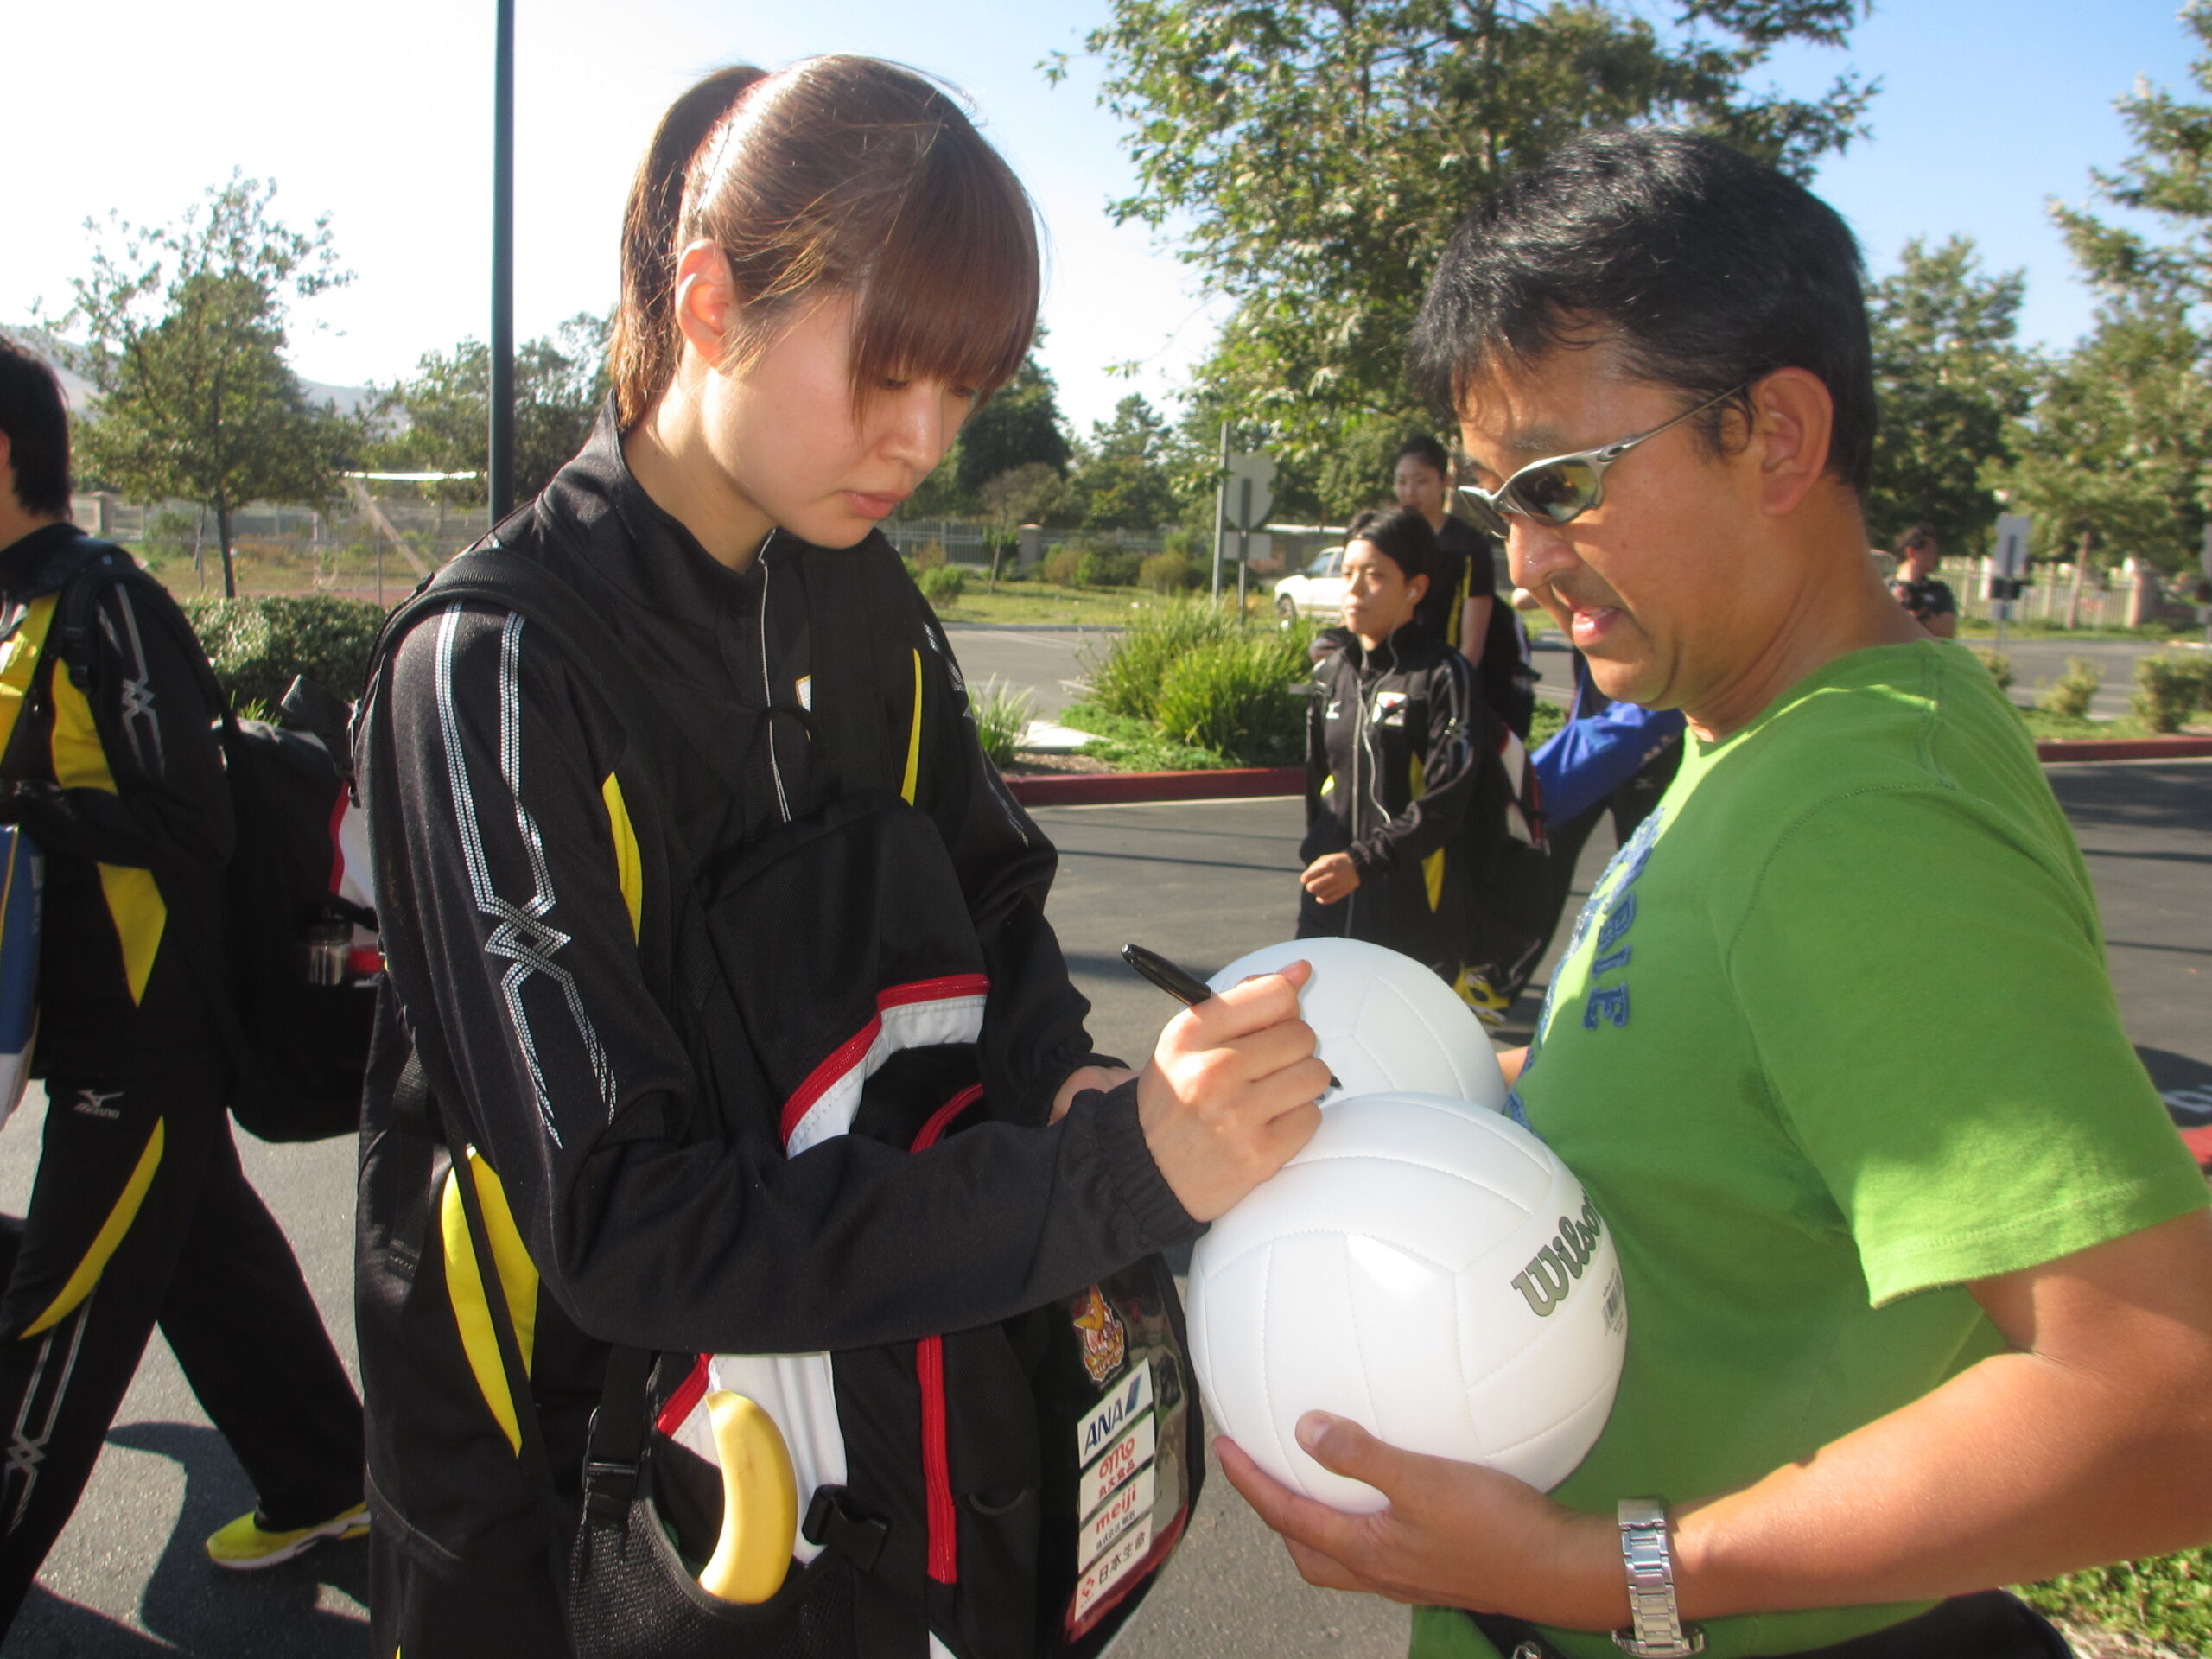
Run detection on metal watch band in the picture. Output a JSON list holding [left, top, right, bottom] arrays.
[[1612, 1497, 1703, 1656]]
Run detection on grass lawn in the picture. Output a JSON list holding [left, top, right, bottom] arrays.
[[1959, 614, 2207, 645]]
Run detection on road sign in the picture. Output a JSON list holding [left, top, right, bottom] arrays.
[[1224, 454, 1276, 531], [1993, 513, 2033, 579]]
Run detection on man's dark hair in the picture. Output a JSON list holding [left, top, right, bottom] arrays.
[[1408, 129, 1874, 494], [1346, 505, 1436, 588], [1897, 525, 1937, 554], [0, 337, 73, 517], [1394, 435, 1450, 478]]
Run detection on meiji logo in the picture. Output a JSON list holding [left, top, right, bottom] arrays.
[[1510, 1199, 1606, 1318]]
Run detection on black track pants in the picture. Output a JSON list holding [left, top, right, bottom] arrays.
[[0, 1071, 364, 1635]]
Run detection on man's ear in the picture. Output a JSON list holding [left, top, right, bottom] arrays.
[[1747, 367, 1834, 518], [1407, 570, 1430, 607], [671, 240, 740, 363]]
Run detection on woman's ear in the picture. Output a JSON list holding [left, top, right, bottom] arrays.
[[672, 240, 739, 363]]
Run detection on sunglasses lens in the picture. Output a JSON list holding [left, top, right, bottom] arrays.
[[1515, 459, 1600, 524]]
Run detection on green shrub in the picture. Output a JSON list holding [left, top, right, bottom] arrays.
[[911, 540, 948, 573], [180, 594, 388, 713], [968, 679, 1035, 766], [2020, 1547, 2212, 1654], [1140, 551, 1201, 594], [2037, 656, 2102, 721], [1075, 548, 1144, 588], [1529, 698, 1567, 749], [1162, 527, 1197, 557], [2131, 655, 2201, 734], [1041, 545, 1080, 588], [918, 564, 966, 605], [1972, 647, 2014, 692], [1152, 632, 1310, 766], [1080, 601, 1246, 721]]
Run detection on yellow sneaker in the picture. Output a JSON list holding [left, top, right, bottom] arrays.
[[205, 1501, 369, 1570]]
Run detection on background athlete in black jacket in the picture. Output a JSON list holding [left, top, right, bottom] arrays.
[[0, 340, 361, 1636], [1298, 508, 1481, 986]]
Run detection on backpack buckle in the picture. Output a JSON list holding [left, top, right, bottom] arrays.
[[801, 1485, 888, 1574]]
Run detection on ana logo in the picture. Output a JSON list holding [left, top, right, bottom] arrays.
[[1510, 1199, 1606, 1318], [1071, 1283, 1128, 1385]]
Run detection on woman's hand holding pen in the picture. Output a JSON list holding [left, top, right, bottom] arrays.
[[1135, 962, 1328, 1222]]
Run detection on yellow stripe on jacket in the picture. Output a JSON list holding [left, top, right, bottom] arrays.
[[0, 597, 58, 763], [901, 648, 923, 805], [441, 1148, 541, 1454], [601, 773, 642, 942], [50, 669, 166, 1003]]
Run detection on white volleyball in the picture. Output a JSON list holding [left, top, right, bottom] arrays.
[[1208, 937, 1503, 1109], [1186, 1092, 1626, 1512]]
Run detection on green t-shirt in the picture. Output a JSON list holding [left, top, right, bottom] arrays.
[[1412, 640, 2206, 1659]]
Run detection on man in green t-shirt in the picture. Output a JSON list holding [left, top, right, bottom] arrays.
[[1220, 130, 2212, 1659]]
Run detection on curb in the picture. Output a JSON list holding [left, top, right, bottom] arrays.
[[2036, 736, 2212, 763], [1005, 767, 1301, 807], [1007, 737, 2212, 807], [941, 622, 1125, 633]]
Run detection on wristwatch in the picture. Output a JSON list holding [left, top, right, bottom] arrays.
[[1612, 1498, 1702, 1656]]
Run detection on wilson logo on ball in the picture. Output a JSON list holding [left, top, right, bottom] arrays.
[[1511, 1200, 1607, 1319]]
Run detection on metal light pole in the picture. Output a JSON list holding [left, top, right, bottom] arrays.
[[490, 0, 517, 522]]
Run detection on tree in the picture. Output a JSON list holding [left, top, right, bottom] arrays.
[[59, 173, 358, 597], [1863, 237, 2029, 555], [1995, 300, 2212, 582], [1054, 0, 1876, 495], [368, 313, 611, 505], [1066, 394, 1180, 529], [977, 461, 1065, 589], [953, 352, 1071, 500], [2013, 0, 2212, 580], [2050, 0, 2212, 312]]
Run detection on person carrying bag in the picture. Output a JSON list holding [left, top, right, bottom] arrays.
[[353, 58, 1329, 1659]]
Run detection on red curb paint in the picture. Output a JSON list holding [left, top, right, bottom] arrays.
[[2035, 737, 2212, 764], [1007, 737, 2212, 808], [1004, 767, 1302, 807]]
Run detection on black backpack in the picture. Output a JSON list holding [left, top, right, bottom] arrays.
[[51, 544, 377, 1142]]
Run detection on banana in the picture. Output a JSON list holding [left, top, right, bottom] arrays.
[[697, 1389, 798, 1604]]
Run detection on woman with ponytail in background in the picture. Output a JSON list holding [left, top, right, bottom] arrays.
[[352, 57, 1325, 1658]]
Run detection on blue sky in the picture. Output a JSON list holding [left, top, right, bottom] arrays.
[[3, 1, 2200, 435]]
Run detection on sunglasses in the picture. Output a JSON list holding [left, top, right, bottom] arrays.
[[1455, 384, 1748, 538]]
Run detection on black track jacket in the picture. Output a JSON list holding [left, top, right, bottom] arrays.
[[1298, 624, 1480, 978], [0, 525, 231, 1081], [353, 413, 1198, 1632]]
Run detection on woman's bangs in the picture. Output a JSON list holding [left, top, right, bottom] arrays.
[[846, 137, 1039, 405]]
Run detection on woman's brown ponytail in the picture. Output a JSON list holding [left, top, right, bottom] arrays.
[[610, 65, 768, 427]]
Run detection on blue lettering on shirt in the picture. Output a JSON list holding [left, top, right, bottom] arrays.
[[1592, 946, 1631, 976], [1596, 890, 1637, 952], [1584, 984, 1631, 1029]]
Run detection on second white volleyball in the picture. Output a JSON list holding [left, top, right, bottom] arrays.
[[1186, 1092, 1627, 1512]]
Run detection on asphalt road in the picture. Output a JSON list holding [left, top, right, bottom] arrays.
[[3, 760, 2207, 1656]]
